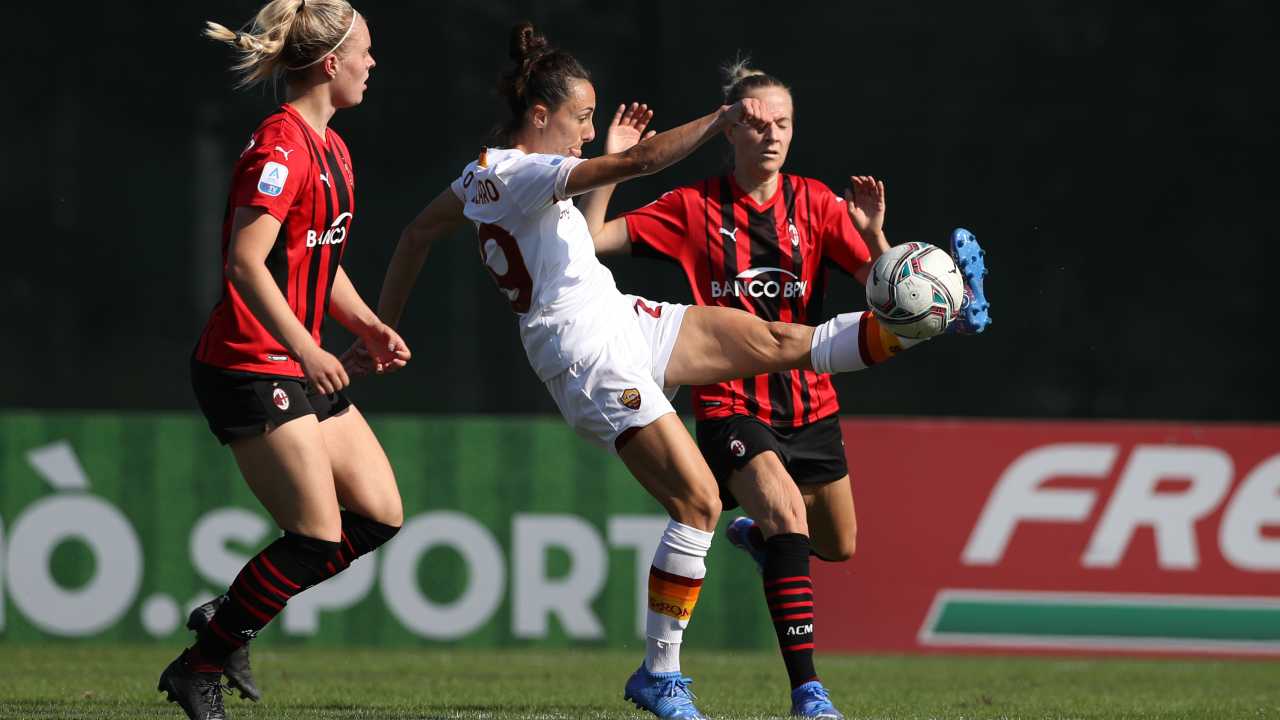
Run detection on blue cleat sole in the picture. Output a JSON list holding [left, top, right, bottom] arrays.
[[726, 516, 766, 573], [950, 227, 991, 333]]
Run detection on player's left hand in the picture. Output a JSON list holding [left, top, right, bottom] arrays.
[[604, 102, 655, 155], [342, 323, 411, 377], [844, 175, 885, 240], [720, 97, 772, 133]]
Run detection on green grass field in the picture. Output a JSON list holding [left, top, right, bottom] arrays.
[[0, 646, 1276, 719]]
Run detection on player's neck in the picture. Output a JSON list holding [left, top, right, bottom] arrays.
[[285, 90, 337, 141], [733, 166, 780, 206]]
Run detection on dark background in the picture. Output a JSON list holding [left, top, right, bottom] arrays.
[[3, 1, 1274, 420]]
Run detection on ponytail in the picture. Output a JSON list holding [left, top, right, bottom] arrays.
[[205, 0, 357, 89]]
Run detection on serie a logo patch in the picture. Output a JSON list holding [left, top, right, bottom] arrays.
[[258, 161, 289, 197], [619, 388, 642, 410]]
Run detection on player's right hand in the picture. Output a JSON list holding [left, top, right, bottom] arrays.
[[300, 346, 349, 395], [720, 97, 772, 133], [605, 102, 655, 155]]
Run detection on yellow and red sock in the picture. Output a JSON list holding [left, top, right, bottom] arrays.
[[644, 520, 713, 674], [811, 311, 925, 374]]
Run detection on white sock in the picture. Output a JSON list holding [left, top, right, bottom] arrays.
[[646, 638, 682, 675], [810, 311, 924, 374], [644, 520, 713, 674]]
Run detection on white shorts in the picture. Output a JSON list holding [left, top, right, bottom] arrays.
[[544, 295, 689, 451]]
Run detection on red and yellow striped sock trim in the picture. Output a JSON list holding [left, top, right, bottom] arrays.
[[648, 567, 704, 621], [857, 312, 906, 366]]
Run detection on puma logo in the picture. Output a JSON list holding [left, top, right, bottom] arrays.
[[274, 146, 294, 160], [719, 227, 738, 241], [319, 173, 329, 185]]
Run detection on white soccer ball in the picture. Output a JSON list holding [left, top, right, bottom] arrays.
[[865, 242, 965, 339]]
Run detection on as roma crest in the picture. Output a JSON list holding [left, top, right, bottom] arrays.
[[619, 388, 642, 410]]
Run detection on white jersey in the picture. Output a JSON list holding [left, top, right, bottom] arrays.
[[451, 147, 630, 381]]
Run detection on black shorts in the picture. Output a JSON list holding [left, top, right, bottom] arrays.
[[695, 413, 849, 510], [190, 357, 351, 445]]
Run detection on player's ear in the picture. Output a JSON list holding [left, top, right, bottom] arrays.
[[323, 53, 339, 79], [530, 103, 549, 131]]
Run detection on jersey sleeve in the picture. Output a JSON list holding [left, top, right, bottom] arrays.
[[493, 153, 585, 215], [622, 188, 691, 261], [449, 165, 471, 203], [230, 123, 309, 222], [815, 180, 872, 277]]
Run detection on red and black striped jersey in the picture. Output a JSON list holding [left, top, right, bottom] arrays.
[[622, 174, 870, 427], [195, 104, 356, 377]]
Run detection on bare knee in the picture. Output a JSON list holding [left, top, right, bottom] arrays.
[[369, 479, 405, 528], [815, 526, 856, 561], [375, 494, 404, 528], [659, 469, 722, 531], [756, 489, 808, 538], [671, 485, 722, 531], [293, 509, 343, 543], [734, 455, 809, 538]]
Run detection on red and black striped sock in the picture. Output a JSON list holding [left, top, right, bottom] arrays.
[[764, 533, 818, 689], [190, 514, 399, 669], [192, 532, 340, 667], [327, 510, 401, 575]]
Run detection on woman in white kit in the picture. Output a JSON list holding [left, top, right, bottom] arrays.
[[360, 22, 919, 720]]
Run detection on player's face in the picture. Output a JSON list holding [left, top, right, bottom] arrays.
[[727, 86, 793, 176], [331, 15, 375, 109], [541, 78, 597, 158]]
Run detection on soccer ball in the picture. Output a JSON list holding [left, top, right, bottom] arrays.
[[865, 242, 965, 339]]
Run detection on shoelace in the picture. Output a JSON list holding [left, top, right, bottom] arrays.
[[798, 683, 834, 710], [658, 676, 697, 703], [196, 676, 226, 715]]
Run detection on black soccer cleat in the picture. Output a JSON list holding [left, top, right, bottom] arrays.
[[187, 596, 262, 702], [158, 651, 227, 720]]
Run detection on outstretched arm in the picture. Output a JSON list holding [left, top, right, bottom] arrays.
[[579, 102, 654, 243], [343, 187, 465, 376], [377, 188, 466, 328], [565, 98, 769, 199], [844, 175, 890, 284], [328, 266, 411, 375]]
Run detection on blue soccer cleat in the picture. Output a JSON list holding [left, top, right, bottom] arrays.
[[790, 680, 845, 719], [624, 664, 707, 719], [947, 227, 991, 334], [726, 516, 767, 573]]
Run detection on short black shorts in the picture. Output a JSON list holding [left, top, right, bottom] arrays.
[[190, 357, 351, 445], [695, 413, 849, 510]]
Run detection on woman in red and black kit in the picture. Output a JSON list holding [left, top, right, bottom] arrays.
[[161, 2, 409, 718], [586, 62, 940, 719]]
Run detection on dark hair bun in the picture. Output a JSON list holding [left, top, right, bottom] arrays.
[[509, 21, 549, 63], [495, 21, 590, 144]]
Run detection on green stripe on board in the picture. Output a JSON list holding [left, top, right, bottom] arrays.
[[933, 597, 1280, 642]]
